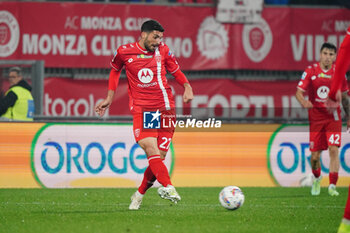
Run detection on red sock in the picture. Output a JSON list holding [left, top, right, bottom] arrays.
[[344, 186, 350, 220], [148, 155, 172, 187], [138, 166, 156, 195], [329, 172, 338, 185], [312, 167, 321, 178]]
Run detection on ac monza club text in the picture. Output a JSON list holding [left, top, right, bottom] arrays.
[[22, 34, 192, 58]]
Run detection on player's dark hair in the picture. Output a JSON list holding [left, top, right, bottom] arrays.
[[141, 20, 164, 33], [320, 42, 337, 53]]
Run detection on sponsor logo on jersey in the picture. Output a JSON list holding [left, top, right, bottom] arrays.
[[318, 73, 332, 79], [196, 16, 228, 60], [137, 54, 153, 59], [317, 85, 329, 99], [143, 110, 161, 129], [137, 81, 158, 88], [138, 68, 153, 84], [0, 11, 20, 57], [242, 18, 273, 63]]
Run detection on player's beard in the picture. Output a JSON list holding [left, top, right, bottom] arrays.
[[144, 38, 157, 52], [322, 60, 332, 70]]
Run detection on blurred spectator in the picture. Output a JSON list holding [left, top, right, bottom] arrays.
[[0, 67, 34, 121]]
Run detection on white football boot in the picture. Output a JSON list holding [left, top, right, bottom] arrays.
[[157, 185, 181, 204], [311, 176, 322, 196], [129, 191, 143, 210], [328, 184, 339, 196]]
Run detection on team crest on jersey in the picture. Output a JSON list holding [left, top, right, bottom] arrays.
[[155, 55, 161, 63], [134, 128, 140, 138], [138, 68, 153, 84], [137, 54, 153, 59]]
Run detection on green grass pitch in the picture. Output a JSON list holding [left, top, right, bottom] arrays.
[[0, 187, 347, 233]]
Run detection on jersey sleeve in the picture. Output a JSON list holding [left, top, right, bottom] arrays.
[[341, 75, 349, 93], [163, 44, 180, 74], [172, 69, 189, 86], [329, 26, 350, 100], [108, 68, 121, 91], [110, 47, 124, 71], [297, 67, 312, 91]]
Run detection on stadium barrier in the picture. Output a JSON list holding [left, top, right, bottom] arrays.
[[1, 122, 349, 188]]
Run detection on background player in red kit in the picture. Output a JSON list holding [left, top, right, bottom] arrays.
[[296, 42, 350, 197], [324, 26, 350, 233], [95, 20, 193, 210]]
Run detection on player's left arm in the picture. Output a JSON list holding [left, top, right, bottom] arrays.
[[163, 44, 193, 103], [173, 70, 193, 103]]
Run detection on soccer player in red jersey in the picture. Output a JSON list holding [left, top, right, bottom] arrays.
[[95, 20, 193, 210], [323, 26, 350, 233], [296, 42, 350, 197]]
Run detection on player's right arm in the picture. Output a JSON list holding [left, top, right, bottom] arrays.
[[296, 89, 313, 109], [95, 69, 122, 117], [95, 48, 124, 117], [296, 69, 313, 109]]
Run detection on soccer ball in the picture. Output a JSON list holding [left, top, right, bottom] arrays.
[[219, 186, 245, 210]]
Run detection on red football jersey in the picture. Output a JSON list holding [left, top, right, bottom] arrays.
[[297, 63, 348, 121], [110, 42, 179, 113]]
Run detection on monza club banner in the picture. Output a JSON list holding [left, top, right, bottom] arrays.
[[0, 2, 349, 70]]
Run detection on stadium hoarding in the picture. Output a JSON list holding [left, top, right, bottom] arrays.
[[2, 122, 349, 188], [43, 77, 293, 117], [43, 77, 350, 119], [0, 1, 349, 70], [31, 123, 174, 188], [0, 122, 277, 188], [267, 124, 350, 187]]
